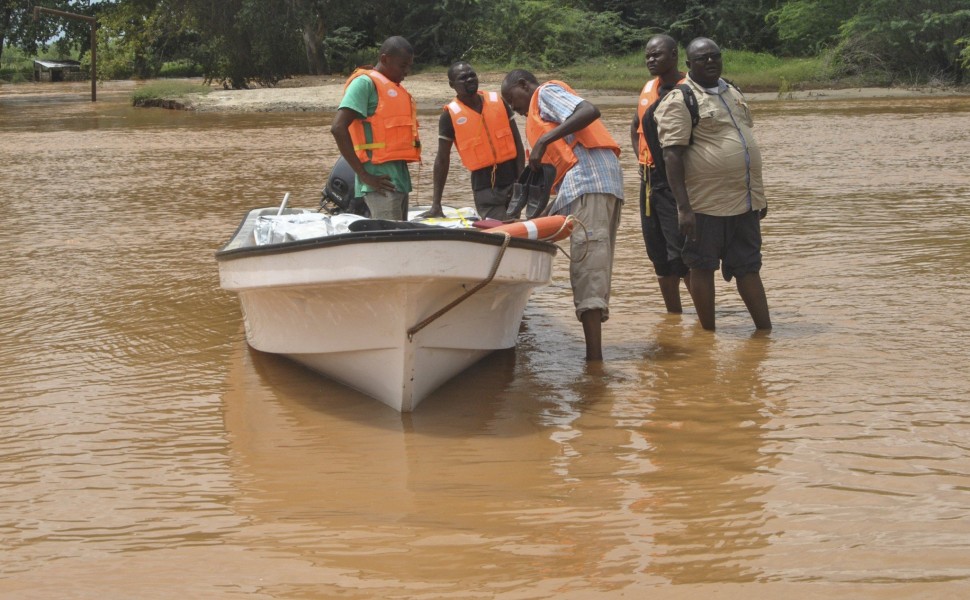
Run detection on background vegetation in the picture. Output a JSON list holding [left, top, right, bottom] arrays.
[[3, 0, 969, 89]]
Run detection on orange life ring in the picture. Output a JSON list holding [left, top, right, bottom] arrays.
[[485, 215, 574, 242]]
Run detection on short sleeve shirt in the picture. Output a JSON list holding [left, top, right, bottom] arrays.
[[338, 74, 413, 196], [438, 101, 519, 191], [654, 77, 765, 216], [535, 84, 624, 216]]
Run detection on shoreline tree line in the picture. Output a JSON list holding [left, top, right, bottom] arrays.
[[3, 0, 969, 88]]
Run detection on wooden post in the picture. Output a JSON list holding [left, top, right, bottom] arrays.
[[90, 21, 97, 101], [32, 6, 98, 102]]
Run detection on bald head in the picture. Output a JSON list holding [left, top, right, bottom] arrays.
[[501, 69, 537, 95], [685, 37, 722, 87], [686, 37, 719, 58], [377, 36, 414, 83], [380, 36, 414, 58], [647, 34, 677, 53], [501, 69, 539, 116], [447, 61, 471, 84], [645, 33, 679, 78], [447, 61, 479, 98]]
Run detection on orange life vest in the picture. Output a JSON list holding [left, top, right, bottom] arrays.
[[343, 69, 421, 164], [636, 78, 661, 166], [636, 74, 686, 166], [445, 91, 518, 171], [526, 80, 620, 189]]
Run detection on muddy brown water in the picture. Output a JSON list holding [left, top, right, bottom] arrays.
[[1, 82, 969, 598]]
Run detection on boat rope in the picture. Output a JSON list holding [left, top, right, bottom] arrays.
[[554, 216, 590, 263], [406, 231, 512, 341]]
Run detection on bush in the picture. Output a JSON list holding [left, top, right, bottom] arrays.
[[158, 60, 203, 78], [833, 1, 970, 85], [766, 0, 862, 56], [560, 48, 827, 93], [322, 30, 371, 74], [131, 81, 211, 105], [0, 67, 31, 82], [87, 36, 135, 80], [471, 3, 640, 69]]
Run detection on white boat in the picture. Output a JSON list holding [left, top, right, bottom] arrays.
[[215, 207, 558, 412]]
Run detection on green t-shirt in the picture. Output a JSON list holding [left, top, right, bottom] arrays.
[[338, 75, 413, 196]]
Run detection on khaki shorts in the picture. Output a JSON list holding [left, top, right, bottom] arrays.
[[568, 193, 622, 321], [364, 190, 409, 220], [473, 184, 514, 220]]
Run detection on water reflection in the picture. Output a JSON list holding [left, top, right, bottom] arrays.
[[223, 337, 654, 594], [638, 322, 775, 583]]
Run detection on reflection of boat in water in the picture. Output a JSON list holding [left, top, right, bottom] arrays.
[[221, 340, 527, 518], [219, 337, 655, 593], [215, 207, 558, 412]]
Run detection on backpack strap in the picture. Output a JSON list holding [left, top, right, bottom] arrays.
[[676, 79, 743, 144], [675, 83, 700, 144]]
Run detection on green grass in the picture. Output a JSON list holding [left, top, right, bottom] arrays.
[[131, 81, 212, 104], [560, 49, 828, 93]]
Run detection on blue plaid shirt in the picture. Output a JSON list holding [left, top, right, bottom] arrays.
[[535, 84, 624, 215]]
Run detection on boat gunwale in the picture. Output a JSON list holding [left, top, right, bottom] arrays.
[[214, 222, 560, 262]]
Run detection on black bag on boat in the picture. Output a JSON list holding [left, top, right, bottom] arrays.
[[507, 164, 556, 220], [348, 219, 437, 232]]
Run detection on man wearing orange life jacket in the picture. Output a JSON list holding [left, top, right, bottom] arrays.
[[331, 36, 421, 220], [501, 69, 623, 361], [425, 62, 525, 221], [629, 34, 692, 314]]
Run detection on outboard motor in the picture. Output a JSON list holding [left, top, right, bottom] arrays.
[[320, 156, 370, 217]]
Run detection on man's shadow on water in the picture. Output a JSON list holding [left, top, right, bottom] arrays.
[[633, 318, 778, 584]]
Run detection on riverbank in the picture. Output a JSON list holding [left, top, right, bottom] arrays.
[[2, 74, 966, 112], [159, 73, 970, 112]]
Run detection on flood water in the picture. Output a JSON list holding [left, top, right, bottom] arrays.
[[1, 81, 969, 598]]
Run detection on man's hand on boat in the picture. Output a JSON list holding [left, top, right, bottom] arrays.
[[359, 172, 397, 193]]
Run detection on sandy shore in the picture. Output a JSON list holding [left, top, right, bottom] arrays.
[[3, 73, 963, 112], [178, 73, 967, 113]]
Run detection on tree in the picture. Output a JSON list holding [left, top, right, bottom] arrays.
[[286, 0, 372, 75], [95, 0, 201, 79], [570, 0, 782, 52], [1, 0, 80, 67], [369, 0, 487, 65], [767, 0, 862, 55], [469, 0, 636, 68], [833, 0, 970, 84]]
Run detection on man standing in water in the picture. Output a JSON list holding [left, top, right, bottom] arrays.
[[631, 34, 691, 314], [425, 62, 525, 220], [331, 36, 421, 220], [655, 37, 771, 331], [501, 70, 623, 360]]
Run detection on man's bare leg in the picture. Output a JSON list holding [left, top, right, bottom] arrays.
[[581, 308, 604, 361], [688, 268, 716, 330], [736, 272, 771, 330]]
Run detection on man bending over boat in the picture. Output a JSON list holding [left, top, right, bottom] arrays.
[[501, 70, 623, 361], [425, 62, 525, 221], [331, 36, 421, 221]]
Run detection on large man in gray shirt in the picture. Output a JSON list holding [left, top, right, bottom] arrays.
[[656, 37, 771, 331]]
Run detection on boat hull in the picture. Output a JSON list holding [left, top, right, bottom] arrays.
[[216, 209, 557, 411]]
